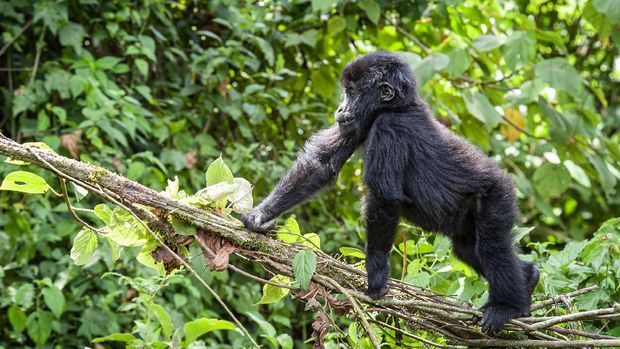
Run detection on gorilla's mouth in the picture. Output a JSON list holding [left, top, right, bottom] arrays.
[[337, 114, 354, 125]]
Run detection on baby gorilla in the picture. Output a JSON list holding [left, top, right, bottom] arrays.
[[242, 51, 539, 332]]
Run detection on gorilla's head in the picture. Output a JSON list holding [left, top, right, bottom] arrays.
[[335, 51, 418, 138]]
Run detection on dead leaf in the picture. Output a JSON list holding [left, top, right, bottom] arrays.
[[185, 150, 197, 169], [311, 312, 329, 349], [197, 230, 237, 271], [60, 129, 83, 159], [152, 245, 183, 272], [501, 107, 525, 143], [217, 79, 229, 97]]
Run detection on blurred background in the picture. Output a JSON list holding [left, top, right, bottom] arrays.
[[0, 0, 619, 347]]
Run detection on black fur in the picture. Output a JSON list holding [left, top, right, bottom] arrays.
[[242, 51, 539, 332]]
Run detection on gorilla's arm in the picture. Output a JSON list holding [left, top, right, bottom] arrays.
[[243, 125, 357, 231]]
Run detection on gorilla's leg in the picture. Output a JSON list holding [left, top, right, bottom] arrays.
[[364, 194, 400, 299], [452, 234, 483, 276], [474, 190, 532, 332]]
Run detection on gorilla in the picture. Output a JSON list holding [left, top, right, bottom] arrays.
[[242, 51, 539, 332]]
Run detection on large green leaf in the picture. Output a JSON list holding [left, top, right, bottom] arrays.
[[206, 156, 234, 186], [42, 286, 66, 319], [462, 91, 501, 129], [0, 171, 49, 194], [411, 53, 449, 87], [150, 304, 174, 339], [501, 31, 536, 69], [184, 318, 237, 344], [593, 0, 620, 23], [59, 22, 86, 52], [257, 275, 291, 304], [535, 58, 583, 96], [70, 228, 98, 265], [8, 306, 27, 333], [358, 0, 381, 24], [292, 250, 317, 290], [445, 47, 471, 79], [533, 163, 572, 200], [27, 310, 53, 346]]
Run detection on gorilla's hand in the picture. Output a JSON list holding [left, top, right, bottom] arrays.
[[242, 208, 276, 233]]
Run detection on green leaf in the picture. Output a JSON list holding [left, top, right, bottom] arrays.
[[445, 47, 471, 79], [292, 250, 317, 290], [135, 58, 148, 77], [136, 241, 165, 276], [501, 31, 536, 69], [27, 310, 53, 346], [139, 35, 157, 61], [94, 204, 113, 224], [312, 0, 337, 12], [593, 0, 620, 23], [206, 156, 234, 186], [538, 99, 573, 142], [358, 0, 381, 24], [96, 56, 122, 70], [42, 286, 66, 319], [512, 227, 535, 243], [587, 154, 617, 192], [411, 53, 449, 87], [59, 22, 86, 52], [254, 37, 275, 66], [535, 58, 583, 96], [327, 16, 347, 36], [302, 233, 321, 249], [257, 275, 291, 304], [170, 216, 197, 236], [0, 171, 50, 194], [462, 91, 501, 129], [8, 306, 27, 333], [563, 160, 591, 188], [183, 318, 237, 344], [472, 34, 502, 52], [277, 217, 302, 243], [70, 228, 98, 265], [533, 163, 572, 200], [150, 304, 174, 339], [548, 240, 588, 268], [92, 333, 136, 343], [340, 247, 366, 259]]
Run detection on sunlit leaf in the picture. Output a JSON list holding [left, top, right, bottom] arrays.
[[183, 318, 237, 344], [0, 171, 49, 194], [70, 228, 98, 265], [206, 156, 234, 186], [257, 275, 291, 304]]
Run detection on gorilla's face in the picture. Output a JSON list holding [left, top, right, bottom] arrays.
[[335, 77, 395, 138]]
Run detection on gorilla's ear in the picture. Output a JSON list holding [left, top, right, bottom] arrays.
[[379, 82, 395, 102]]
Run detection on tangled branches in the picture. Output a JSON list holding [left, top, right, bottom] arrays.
[[1, 135, 619, 348]]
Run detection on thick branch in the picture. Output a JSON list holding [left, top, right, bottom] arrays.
[[1, 135, 619, 347]]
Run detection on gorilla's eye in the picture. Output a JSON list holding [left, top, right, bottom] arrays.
[[345, 86, 354, 96]]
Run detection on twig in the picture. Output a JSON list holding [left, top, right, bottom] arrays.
[[528, 306, 620, 331], [368, 318, 460, 349], [531, 286, 598, 311], [57, 177, 104, 233], [0, 18, 34, 58], [322, 275, 381, 349]]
